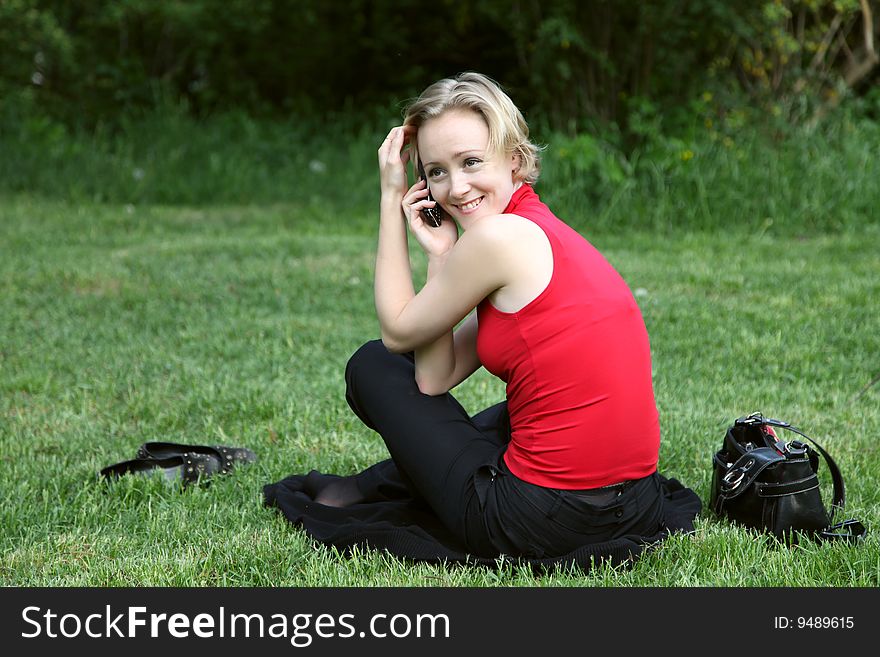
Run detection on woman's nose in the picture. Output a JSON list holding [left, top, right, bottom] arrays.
[[449, 172, 470, 198]]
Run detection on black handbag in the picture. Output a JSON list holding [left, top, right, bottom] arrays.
[[711, 412, 866, 542]]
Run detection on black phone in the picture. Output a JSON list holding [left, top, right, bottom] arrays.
[[417, 160, 443, 228]]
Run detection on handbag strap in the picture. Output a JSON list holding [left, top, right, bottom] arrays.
[[748, 416, 845, 517], [716, 447, 786, 501]]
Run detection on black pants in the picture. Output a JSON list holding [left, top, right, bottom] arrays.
[[345, 340, 665, 559]]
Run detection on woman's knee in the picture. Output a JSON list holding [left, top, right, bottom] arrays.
[[345, 340, 411, 391], [344, 340, 416, 429], [346, 340, 387, 382]]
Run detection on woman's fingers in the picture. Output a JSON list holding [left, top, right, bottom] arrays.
[[401, 181, 427, 206], [378, 127, 402, 162], [403, 178, 427, 198], [378, 127, 413, 196], [381, 126, 405, 150], [401, 179, 441, 233], [403, 184, 434, 217], [409, 200, 436, 216]]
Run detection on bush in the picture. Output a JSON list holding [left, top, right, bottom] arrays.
[[3, 1, 876, 133], [2, 93, 878, 235]]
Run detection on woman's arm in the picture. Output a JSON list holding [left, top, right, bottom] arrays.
[[377, 218, 506, 348], [374, 126, 505, 393], [374, 189, 417, 344], [414, 311, 481, 396], [378, 215, 478, 395], [375, 126, 455, 355]]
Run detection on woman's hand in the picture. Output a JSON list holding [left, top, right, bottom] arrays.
[[403, 178, 458, 258], [378, 125, 458, 258], [377, 125, 413, 199]]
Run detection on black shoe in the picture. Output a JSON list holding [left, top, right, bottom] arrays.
[[135, 442, 257, 474], [99, 452, 225, 486]]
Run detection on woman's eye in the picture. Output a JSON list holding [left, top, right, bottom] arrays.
[[428, 168, 444, 178], [464, 158, 481, 167]]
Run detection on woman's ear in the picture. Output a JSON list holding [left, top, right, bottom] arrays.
[[510, 151, 523, 179]]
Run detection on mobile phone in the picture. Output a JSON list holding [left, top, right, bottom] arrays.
[[417, 160, 443, 228]]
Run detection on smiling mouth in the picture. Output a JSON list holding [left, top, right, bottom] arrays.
[[457, 197, 484, 213]]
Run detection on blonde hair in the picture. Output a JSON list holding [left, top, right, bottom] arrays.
[[403, 72, 542, 185]]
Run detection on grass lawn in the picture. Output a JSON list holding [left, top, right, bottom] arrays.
[[1, 194, 878, 586]]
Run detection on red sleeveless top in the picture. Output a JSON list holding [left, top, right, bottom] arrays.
[[476, 184, 659, 489]]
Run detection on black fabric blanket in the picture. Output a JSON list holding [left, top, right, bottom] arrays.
[[263, 469, 702, 572]]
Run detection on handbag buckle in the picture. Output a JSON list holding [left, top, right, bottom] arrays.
[[784, 440, 808, 457], [722, 469, 745, 489], [722, 457, 755, 490], [736, 411, 792, 429], [736, 412, 765, 427]]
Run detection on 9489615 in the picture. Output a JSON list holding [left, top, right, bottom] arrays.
[[774, 616, 854, 630]]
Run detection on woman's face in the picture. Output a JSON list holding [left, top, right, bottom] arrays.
[[417, 109, 520, 227]]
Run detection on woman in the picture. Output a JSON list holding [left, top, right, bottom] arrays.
[[265, 72, 700, 566]]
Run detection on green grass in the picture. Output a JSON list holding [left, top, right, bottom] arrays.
[[2, 188, 878, 586]]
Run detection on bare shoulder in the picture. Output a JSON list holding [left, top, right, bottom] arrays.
[[460, 213, 547, 250], [457, 213, 553, 312], [452, 214, 551, 292]]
